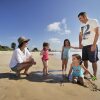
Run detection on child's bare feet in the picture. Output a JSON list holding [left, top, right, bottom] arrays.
[[46, 72, 50, 75]]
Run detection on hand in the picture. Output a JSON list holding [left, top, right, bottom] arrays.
[[31, 58, 36, 65], [33, 61, 36, 65], [91, 45, 96, 51], [79, 44, 83, 49], [26, 56, 32, 61]]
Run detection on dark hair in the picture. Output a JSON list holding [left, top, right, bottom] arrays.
[[72, 54, 82, 65], [18, 43, 24, 48], [63, 39, 70, 47], [78, 12, 87, 17], [43, 42, 49, 48]]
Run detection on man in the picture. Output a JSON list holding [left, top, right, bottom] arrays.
[[9, 37, 36, 77], [78, 12, 100, 77]]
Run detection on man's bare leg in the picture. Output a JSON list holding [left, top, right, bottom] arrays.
[[92, 62, 97, 77], [83, 60, 88, 75]]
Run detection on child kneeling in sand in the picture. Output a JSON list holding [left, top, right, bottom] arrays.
[[9, 37, 36, 77], [68, 54, 95, 86]]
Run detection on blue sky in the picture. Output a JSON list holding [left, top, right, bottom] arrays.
[[0, 0, 100, 50]]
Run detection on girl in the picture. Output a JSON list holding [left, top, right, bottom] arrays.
[[40, 42, 50, 76], [68, 54, 94, 86], [61, 39, 71, 77]]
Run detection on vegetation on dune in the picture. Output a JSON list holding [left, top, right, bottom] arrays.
[[0, 45, 12, 51]]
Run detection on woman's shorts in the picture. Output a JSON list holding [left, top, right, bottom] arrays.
[[11, 64, 20, 72]]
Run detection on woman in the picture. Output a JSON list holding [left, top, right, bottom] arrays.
[[9, 36, 36, 77]]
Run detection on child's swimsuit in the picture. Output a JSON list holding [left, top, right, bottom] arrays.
[[62, 47, 70, 60], [72, 66, 84, 77], [42, 49, 49, 61]]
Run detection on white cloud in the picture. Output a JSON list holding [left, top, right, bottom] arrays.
[[48, 38, 61, 50], [47, 18, 71, 35], [47, 22, 61, 32], [49, 38, 61, 44]]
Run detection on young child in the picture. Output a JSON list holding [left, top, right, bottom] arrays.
[[68, 54, 95, 86], [61, 39, 71, 77], [40, 42, 50, 76]]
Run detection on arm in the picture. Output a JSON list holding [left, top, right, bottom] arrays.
[[91, 27, 100, 51], [25, 48, 36, 64], [71, 46, 80, 49], [61, 46, 64, 60], [48, 53, 54, 56], [81, 64, 93, 76], [40, 50, 43, 55], [68, 64, 73, 77], [79, 32, 83, 49]]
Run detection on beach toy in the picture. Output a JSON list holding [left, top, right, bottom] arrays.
[[91, 76, 97, 81]]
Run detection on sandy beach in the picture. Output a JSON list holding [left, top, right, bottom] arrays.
[[0, 51, 100, 100]]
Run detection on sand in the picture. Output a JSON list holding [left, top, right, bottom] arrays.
[[0, 51, 100, 100]]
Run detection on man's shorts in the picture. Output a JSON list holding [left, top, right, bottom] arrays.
[[82, 45, 99, 63]]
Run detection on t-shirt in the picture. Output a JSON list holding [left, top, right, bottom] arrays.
[[9, 47, 31, 68], [80, 19, 100, 46]]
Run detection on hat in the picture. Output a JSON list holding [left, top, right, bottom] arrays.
[[18, 37, 30, 45]]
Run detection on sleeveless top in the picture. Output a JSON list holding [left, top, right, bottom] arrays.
[[62, 47, 70, 58], [42, 49, 49, 61], [72, 65, 84, 77]]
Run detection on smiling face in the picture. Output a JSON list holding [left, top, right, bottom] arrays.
[[64, 39, 70, 47], [43, 42, 49, 50], [78, 15, 88, 24], [22, 41, 29, 48], [65, 41, 69, 46], [25, 41, 28, 46], [45, 45, 49, 50], [72, 56, 78, 63]]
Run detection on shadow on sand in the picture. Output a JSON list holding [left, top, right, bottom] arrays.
[[0, 70, 70, 84]]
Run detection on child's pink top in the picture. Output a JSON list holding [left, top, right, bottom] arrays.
[[42, 48, 49, 61]]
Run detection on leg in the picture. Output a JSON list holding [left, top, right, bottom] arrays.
[[17, 62, 33, 75], [45, 60, 49, 75], [88, 45, 98, 77], [83, 60, 88, 75], [82, 46, 88, 75], [92, 62, 97, 77], [78, 77, 84, 86], [23, 66, 31, 75], [42, 60, 46, 75], [72, 76, 77, 84], [62, 60, 65, 71], [42, 60, 48, 75], [64, 59, 68, 74], [84, 60, 88, 69], [62, 60, 65, 76]]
